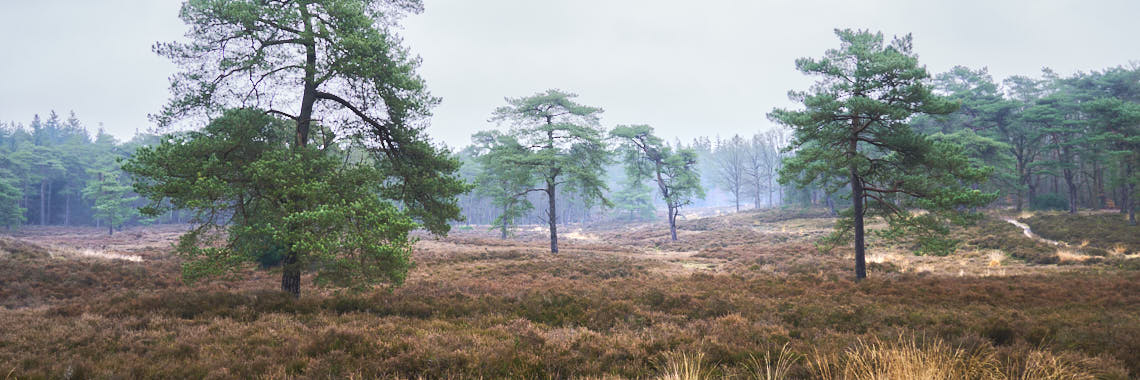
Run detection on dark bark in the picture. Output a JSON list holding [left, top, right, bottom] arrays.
[[1126, 178, 1135, 224], [851, 165, 866, 281], [280, 1, 317, 297], [1130, 186, 1137, 225], [1065, 167, 1078, 214], [849, 125, 866, 280], [281, 251, 301, 297], [547, 180, 558, 253], [500, 204, 509, 239], [39, 180, 46, 226], [668, 207, 678, 241], [1028, 179, 1038, 209], [1014, 154, 1029, 212], [1095, 166, 1106, 210]]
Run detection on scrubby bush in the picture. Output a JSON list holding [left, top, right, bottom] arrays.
[[1030, 193, 1070, 211]]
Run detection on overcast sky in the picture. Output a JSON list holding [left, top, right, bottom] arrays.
[[2, 0, 1138, 148]]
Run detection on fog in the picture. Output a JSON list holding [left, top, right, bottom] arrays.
[[2, 0, 1138, 147]]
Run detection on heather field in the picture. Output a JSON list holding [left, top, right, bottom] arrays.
[[2, 209, 1140, 379]]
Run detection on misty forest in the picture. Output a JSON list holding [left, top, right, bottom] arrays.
[[2, 1, 1140, 379]]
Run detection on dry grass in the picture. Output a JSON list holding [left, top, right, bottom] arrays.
[[0, 211, 1136, 379], [1056, 249, 1092, 263], [821, 334, 1000, 380], [745, 343, 799, 380], [656, 351, 714, 380]]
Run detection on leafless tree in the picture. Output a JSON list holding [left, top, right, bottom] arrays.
[[713, 135, 748, 211]]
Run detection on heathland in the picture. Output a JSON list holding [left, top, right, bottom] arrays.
[[2, 208, 1139, 379]]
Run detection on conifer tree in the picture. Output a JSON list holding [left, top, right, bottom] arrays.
[[771, 29, 996, 279]]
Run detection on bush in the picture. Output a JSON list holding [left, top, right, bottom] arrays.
[[1030, 193, 1069, 211]]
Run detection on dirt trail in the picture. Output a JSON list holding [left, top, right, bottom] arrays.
[[1003, 219, 1063, 246]]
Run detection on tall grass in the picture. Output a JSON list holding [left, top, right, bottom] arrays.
[[656, 351, 713, 380], [746, 343, 799, 380]]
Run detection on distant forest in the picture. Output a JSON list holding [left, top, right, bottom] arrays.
[[2, 64, 1138, 231], [0, 112, 166, 232]]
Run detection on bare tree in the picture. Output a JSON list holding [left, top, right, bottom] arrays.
[[744, 135, 767, 209], [713, 135, 747, 211], [758, 128, 790, 207]]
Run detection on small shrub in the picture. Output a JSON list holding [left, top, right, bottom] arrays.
[[1030, 193, 1069, 211]]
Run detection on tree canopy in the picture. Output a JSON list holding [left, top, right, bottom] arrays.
[[485, 89, 611, 253], [125, 108, 416, 290], [612, 125, 704, 241], [145, 0, 468, 296], [771, 29, 996, 279]]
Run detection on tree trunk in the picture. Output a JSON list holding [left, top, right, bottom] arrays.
[[851, 166, 866, 281], [65, 194, 70, 226], [547, 180, 558, 253], [1095, 166, 1106, 210], [39, 180, 46, 226], [500, 204, 509, 239], [1130, 184, 1137, 225], [1028, 179, 1038, 209], [278, 2, 318, 298], [849, 125, 866, 280], [668, 206, 678, 241], [1129, 167, 1137, 225], [281, 251, 301, 297], [46, 181, 51, 225], [1015, 190, 1023, 212], [826, 193, 838, 216], [1065, 168, 1078, 214], [768, 175, 774, 208]]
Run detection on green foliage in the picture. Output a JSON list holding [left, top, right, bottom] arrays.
[[489, 89, 612, 208], [81, 169, 139, 234], [611, 125, 704, 238], [150, 0, 468, 294], [0, 168, 24, 228], [471, 130, 536, 237], [484, 89, 612, 251], [154, 0, 466, 236], [771, 29, 997, 257], [0, 112, 152, 229], [612, 178, 655, 221], [124, 109, 415, 291], [1030, 193, 1070, 211]]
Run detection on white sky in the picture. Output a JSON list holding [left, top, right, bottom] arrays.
[[2, 0, 1138, 148]]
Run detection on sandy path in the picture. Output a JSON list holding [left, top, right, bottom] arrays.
[[1003, 219, 1063, 246]]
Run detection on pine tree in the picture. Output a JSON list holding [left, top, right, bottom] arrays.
[[771, 29, 996, 280], [82, 169, 138, 235], [142, 0, 468, 296], [612, 125, 704, 241], [488, 90, 611, 253]]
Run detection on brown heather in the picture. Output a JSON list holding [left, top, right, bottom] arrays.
[[1, 210, 1137, 379]]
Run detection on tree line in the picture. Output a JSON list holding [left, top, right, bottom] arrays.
[[910, 64, 1140, 224], [450, 89, 808, 249], [4, 0, 1139, 294], [0, 112, 164, 233]]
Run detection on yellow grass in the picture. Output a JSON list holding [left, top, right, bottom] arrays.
[[1056, 249, 1091, 263], [656, 351, 711, 380]]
